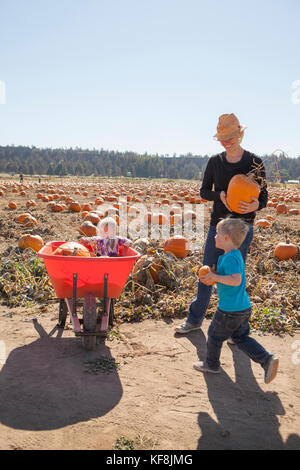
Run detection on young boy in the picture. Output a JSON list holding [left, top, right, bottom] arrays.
[[79, 216, 132, 257], [194, 218, 279, 384]]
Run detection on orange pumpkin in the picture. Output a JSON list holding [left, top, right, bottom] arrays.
[[17, 213, 32, 224], [8, 201, 17, 210], [274, 240, 299, 261], [79, 221, 97, 236], [276, 203, 288, 214], [83, 213, 101, 225], [198, 265, 217, 285], [23, 216, 38, 227], [51, 204, 64, 212], [69, 201, 81, 212], [163, 236, 190, 258], [18, 234, 44, 252], [95, 197, 104, 205], [288, 208, 299, 215], [17, 213, 38, 227], [53, 242, 90, 257], [255, 219, 271, 228], [226, 174, 260, 214], [81, 203, 92, 212]]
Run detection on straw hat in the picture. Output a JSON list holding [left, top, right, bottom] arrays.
[[213, 113, 247, 141]]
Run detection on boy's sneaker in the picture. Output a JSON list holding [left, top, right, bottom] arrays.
[[174, 320, 202, 334], [264, 355, 279, 384], [193, 361, 221, 374]]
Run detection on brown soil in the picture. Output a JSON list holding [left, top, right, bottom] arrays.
[[0, 305, 299, 450]]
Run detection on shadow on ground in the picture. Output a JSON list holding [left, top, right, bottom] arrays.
[[0, 320, 122, 431], [181, 329, 300, 450]]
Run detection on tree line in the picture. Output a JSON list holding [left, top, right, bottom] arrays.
[[0, 145, 299, 182]]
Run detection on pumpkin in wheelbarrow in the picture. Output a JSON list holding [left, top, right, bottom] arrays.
[[52, 241, 91, 257]]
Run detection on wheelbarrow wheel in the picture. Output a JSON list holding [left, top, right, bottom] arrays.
[[82, 294, 97, 350], [58, 299, 68, 328]]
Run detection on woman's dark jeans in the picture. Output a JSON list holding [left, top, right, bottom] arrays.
[[206, 307, 271, 370], [187, 224, 254, 326]]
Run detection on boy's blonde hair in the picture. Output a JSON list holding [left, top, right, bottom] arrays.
[[217, 217, 249, 248]]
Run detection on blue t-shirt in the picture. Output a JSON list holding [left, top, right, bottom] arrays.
[[216, 249, 251, 312]]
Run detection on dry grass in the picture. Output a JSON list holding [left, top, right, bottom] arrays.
[[0, 177, 299, 335]]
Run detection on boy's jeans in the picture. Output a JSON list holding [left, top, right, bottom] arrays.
[[206, 307, 271, 371], [187, 224, 254, 326]]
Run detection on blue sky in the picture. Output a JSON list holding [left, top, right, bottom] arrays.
[[0, 0, 299, 157]]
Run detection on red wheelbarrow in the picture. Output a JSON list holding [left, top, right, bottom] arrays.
[[38, 241, 141, 350]]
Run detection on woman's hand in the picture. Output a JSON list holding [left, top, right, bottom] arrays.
[[237, 196, 259, 214], [220, 191, 232, 212]]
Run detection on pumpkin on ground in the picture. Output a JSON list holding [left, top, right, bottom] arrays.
[[274, 240, 299, 261], [18, 234, 44, 252], [226, 174, 260, 214], [22, 215, 38, 227], [276, 203, 288, 214], [81, 203, 92, 212], [79, 221, 97, 236], [69, 202, 81, 212], [83, 213, 101, 225], [255, 219, 271, 228], [288, 208, 299, 215], [163, 236, 190, 258], [17, 213, 32, 224], [51, 203, 64, 212]]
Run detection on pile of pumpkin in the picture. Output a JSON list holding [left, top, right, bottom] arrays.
[[0, 174, 299, 333], [15, 173, 299, 264]]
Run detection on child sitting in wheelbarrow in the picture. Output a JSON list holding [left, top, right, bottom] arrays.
[[79, 216, 132, 257]]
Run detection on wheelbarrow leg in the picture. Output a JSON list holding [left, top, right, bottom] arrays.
[[109, 299, 115, 327], [58, 299, 68, 328], [99, 273, 110, 331], [82, 294, 97, 350]]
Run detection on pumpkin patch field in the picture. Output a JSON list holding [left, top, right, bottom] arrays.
[[0, 177, 299, 450]]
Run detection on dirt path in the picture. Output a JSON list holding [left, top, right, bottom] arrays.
[[0, 305, 299, 450]]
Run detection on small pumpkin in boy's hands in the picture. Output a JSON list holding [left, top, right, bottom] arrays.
[[198, 265, 217, 285]]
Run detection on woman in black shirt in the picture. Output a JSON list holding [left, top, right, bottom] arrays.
[[175, 113, 268, 334]]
